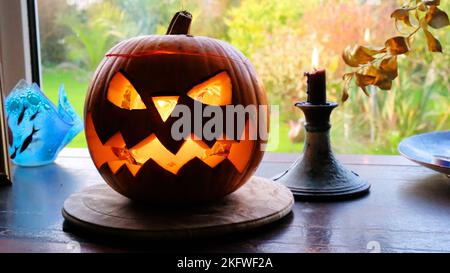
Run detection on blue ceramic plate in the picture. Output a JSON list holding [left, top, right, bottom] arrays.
[[398, 131, 450, 175]]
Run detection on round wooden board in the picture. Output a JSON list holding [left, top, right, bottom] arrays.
[[62, 176, 294, 240]]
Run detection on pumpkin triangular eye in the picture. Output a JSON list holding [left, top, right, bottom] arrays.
[[152, 96, 179, 122], [107, 72, 146, 110], [187, 71, 232, 106]]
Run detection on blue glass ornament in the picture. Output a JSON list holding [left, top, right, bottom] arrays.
[[5, 80, 83, 166]]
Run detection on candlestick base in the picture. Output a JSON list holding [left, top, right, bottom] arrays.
[[273, 102, 370, 201]]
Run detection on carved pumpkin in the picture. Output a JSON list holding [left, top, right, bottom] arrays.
[[85, 11, 268, 203]]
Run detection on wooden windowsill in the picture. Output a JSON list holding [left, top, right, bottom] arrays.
[[0, 148, 449, 253]]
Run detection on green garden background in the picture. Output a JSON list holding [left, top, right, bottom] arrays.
[[37, 0, 449, 153]]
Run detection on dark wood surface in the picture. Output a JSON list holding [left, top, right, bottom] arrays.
[[0, 149, 449, 253]]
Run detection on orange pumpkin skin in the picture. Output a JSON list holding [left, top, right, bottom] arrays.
[[84, 12, 268, 204]]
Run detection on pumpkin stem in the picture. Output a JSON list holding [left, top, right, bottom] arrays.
[[166, 11, 192, 35]]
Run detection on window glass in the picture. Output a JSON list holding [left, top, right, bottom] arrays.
[[37, 0, 450, 153]]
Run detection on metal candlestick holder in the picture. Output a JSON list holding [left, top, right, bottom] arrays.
[[273, 101, 370, 201]]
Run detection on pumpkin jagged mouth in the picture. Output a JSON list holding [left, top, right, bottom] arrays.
[[86, 114, 253, 176]]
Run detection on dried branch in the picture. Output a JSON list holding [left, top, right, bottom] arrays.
[[341, 0, 449, 102]]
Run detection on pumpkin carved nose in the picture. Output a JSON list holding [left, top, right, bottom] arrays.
[[151, 96, 179, 122]]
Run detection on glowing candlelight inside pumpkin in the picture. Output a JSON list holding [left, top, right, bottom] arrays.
[[305, 47, 326, 105]]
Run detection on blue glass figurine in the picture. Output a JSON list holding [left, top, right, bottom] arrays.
[[5, 80, 83, 166]]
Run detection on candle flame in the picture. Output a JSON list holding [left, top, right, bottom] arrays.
[[312, 47, 319, 69], [364, 28, 371, 43]]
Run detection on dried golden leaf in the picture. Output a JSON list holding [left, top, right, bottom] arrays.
[[423, 28, 443, 52], [375, 79, 393, 90], [385, 36, 410, 55], [354, 67, 379, 96], [420, 16, 428, 29], [380, 56, 398, 80], [360, 65, 381, 79], [391, 8, 414, 27], [341, 73, 354, 102], [342, 45, 383, 67], [423, 0, 440, 6], [342, 73, 354, 81], [341, 90, 349, 102], [359, 85, 370, 97], [418, 2, 428, 12], [360, 65, 394, 91], [361, 46, 386, 55], [342, 46, 360, 67], [356, 73, 376, 87], [407, 35, 415, 47], [343, 45, 374, 67], [426, 6, 450, 29]]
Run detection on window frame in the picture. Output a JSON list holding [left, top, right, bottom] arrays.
[[0, 0, 41, 96], [0, 0, 41, 183]]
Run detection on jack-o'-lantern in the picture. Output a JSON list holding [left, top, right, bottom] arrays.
[[85, 11, 268, 203]]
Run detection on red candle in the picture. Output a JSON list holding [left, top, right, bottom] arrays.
[[305, 69, 326, 105]]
